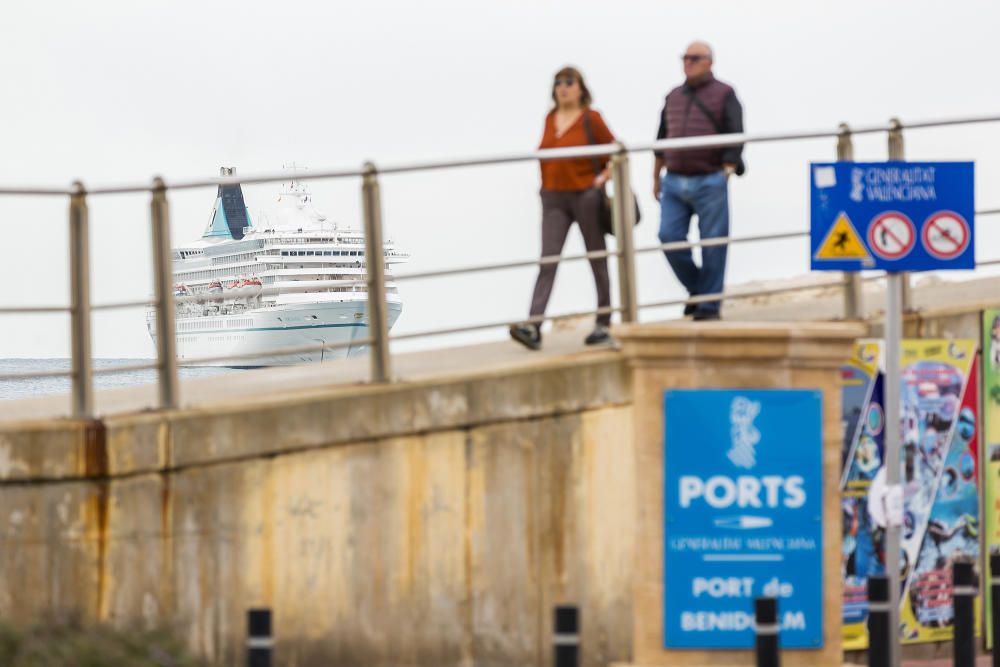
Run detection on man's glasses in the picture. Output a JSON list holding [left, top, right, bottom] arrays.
[[554, 77, 577, 87], [682, 54, 709, 63]]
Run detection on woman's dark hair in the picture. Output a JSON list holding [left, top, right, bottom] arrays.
[[551, 66, 592, 109]]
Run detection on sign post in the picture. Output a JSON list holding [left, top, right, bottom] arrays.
[[811, 142, 975, 667]]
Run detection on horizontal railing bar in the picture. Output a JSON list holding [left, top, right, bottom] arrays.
[[92, 360, 160, 375], [898, 113, 1000, 130], [390, 305, 618, 342], [635, 230, 809, 256], [394, 247, 619, 282], [0, 186, 73, 197], [979, 208, 1000, 216], [42, 114, 1000, 195], [92, 299, 154, 311], [177, 336, 371, 366], [0, 368, 74, 381], [0, 305, 69, 314], [639, 278, 847, 311], [377, 144, 621, 175]]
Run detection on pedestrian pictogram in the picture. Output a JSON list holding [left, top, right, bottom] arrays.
[[814, 212, 871, 261], [868, 212, 916, 260], [922, 211, 970, 260]]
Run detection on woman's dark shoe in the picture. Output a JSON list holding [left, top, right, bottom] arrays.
[[693, 310, 721, 321], [509, 323, 542, 350], [584, 325, 611, 346], [683, 303, 697, 316]]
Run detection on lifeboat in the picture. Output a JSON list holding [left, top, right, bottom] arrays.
[[173, 284, 190, 297], [207, 280, 223, 293]]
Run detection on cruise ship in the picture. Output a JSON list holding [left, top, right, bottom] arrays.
[[146, 168, 405, 367]]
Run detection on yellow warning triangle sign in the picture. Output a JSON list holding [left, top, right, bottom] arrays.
[[814, 212, 871, 261]]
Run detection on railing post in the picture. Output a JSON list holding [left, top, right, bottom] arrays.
[[866, 575, 891, 667], [553, 605, 580, 667], [887, 118, 913, 311], [952, 559, 976, 667], [991, 553, 1000, 667], [837, 123, 863, 320], [247, 608, 273, 667], [150, 177, 179, 409], [610, 144, 638, 323], [68, 182, 93, 418], [754, 597, 780, 667], [361, 162, 391, 382]]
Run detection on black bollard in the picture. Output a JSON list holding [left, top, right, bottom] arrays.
[[553, 606, 579, 667], [952, 560, 975, 667], [992, 554, 1000, 667], [867, 575, 890, 667], [247, 608, 273, 667], [754, 597, 779, 667]]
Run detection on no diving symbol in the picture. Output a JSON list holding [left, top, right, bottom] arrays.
[[868, 212, 916, 261], [922, 211, 970, 260]]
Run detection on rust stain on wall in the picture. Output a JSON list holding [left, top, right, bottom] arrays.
[[81, 420, 109, 620], [404, 440, 427, 593]]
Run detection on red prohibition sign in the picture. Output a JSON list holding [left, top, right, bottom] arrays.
[[868, 211, 916, 260], [922, 211, 970, 260]]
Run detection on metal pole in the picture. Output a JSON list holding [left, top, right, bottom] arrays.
[[867, 575, 890, 667], [150, 177, 179, 409], [553, 605, 580, 667], [361, 163, 391, 382], [610, 144, 638, 323], [68, 182, 93, 418], [884, 273, 903, 667], [952, 560, 975, 667], [888, 118, 912, 312], [837, 123, 863, 320], [754, 597, 780, 667]]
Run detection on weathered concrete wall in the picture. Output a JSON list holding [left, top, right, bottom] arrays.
[[615, 322, 863, 667], [0, 353, 635, 667]]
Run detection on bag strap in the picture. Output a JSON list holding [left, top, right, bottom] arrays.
[[581, 111, 603, 176], [682, 87, 724, 134]]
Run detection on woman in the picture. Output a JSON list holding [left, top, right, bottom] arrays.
[[509, 66, 615, 351]]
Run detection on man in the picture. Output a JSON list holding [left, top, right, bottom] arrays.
[[654, 41, 744, 320]]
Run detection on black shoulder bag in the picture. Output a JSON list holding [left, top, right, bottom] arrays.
[[583, 112, 641, 237]]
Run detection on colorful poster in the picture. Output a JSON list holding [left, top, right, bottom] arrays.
[[840, 339, 980, 647], [983, 309, 1000, 648], [841, 341, 886, 650], [898, 340, 979, 644]]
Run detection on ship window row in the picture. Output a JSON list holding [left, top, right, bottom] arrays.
[[281, 250, 362, 257], [212, 251, 260, 266], [176, 318, 254, 331]]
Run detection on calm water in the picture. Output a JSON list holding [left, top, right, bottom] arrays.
[[0, 359, 239, 401]]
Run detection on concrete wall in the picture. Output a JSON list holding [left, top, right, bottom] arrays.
[[0, 353, 635, 667]]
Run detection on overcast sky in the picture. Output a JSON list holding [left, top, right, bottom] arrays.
[[1, 0, 998, 358]]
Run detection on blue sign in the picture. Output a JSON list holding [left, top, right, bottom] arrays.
[[663, 389, 823, 649], [810, 161, 975, 272]]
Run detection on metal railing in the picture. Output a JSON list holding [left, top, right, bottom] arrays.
[[1, 113, 999, 416]]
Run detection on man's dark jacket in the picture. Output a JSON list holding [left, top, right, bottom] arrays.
[[656, 73, 745, 176]]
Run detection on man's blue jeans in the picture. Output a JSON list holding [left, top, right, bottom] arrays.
[[658, 171, 730, 314]]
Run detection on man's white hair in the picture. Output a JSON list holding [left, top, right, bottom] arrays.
[[689, 40, 714, 60]]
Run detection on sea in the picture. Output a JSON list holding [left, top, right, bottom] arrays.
[[0, 359, 239, 401]]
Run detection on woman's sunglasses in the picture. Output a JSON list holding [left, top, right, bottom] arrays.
[[554, 77, 577, 87]]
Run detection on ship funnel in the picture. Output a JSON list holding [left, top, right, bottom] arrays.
[[202, 166, 251, 240]]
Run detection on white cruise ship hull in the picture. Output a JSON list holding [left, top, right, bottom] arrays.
[[153, 299, 403, 367]]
